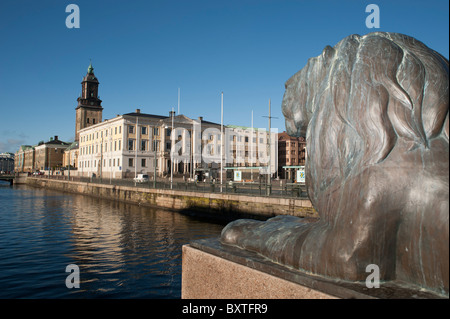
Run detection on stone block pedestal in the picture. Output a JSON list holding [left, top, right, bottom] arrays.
[[182, 239, 446, 299], [182, 244, 336, 299]]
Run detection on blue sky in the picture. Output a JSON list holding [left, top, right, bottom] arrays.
[[0, 0, 448, 153]]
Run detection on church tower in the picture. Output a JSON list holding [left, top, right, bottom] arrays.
[[75, 62, 103, 141]]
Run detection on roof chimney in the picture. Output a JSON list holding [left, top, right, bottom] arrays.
[[54, 136, 58, 141], [136, 109, 141, 114], [198, 116, 203, 122]]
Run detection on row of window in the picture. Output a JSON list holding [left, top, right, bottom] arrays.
[[286, 158, 297, 163], [81, 139, 275, 156], [81, 140, 122, 155], [80, 139, 165, 155], [128, 140, 164, 152], [131, 158, 153, 168], [80, 158, 121, 169], [280, 150, 298, 155], [79, 158, 155, 169], [128, 125, 159, 136], [280, 149, 307, 155], [128, 139, 157, 152], [231, 136, 266, 143], [82, 125, 272, 146], [81, 125, 162, 144], [282, 158, 306, 164], [229, 150, 269, 157], [81, 125, 123, 142], [34, 149, 65, 155], [130, 126, 271, 143]]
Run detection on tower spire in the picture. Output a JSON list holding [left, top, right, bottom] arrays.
[[87, 59, 94, 74]]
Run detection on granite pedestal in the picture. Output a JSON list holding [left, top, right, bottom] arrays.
[[182, 239, 446, 299]]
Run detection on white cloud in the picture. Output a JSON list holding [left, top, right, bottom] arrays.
[[0, 138, 27, 153]]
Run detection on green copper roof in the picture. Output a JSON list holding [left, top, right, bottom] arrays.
[[87, 62, 94, 74]]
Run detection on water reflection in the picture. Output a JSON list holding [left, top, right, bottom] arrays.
[[0, 185, 223, 298]]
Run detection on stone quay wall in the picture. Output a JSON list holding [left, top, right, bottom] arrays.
[[25, 177, 317, 221]]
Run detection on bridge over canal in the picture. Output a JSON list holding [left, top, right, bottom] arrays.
[[0, 174, 14, 185], [0, 173, 28, 185]]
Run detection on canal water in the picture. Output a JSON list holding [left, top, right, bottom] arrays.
[[0, 182, 224, 298]]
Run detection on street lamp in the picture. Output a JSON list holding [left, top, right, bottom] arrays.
[[262, 99, 278, 196], [220, 92, 223, 192]]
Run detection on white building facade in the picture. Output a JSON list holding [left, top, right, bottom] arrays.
[[77, 109, 277, 181]]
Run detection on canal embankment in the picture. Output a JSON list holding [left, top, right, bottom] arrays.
[[25, 177, 317, 221]]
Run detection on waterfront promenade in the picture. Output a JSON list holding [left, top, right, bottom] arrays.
[[29, 173, 308, 198], [25, 175, 317, 221]]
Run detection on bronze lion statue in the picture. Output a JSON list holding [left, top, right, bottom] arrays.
[[221, 32, 449, 296]]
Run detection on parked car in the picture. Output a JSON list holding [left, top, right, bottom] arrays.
[[133, 174, 149, 183]]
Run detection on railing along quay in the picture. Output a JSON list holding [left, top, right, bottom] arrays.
[[33, 174, 308, 199]]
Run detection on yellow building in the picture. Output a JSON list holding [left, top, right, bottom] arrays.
[[15, 145, 29, 173], [63, 141, 79, 170]]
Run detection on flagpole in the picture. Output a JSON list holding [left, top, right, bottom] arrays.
[[135, 115, 138, 183], [178, 88, 180, 115], [171, 107, 174, 189], [262, 99, 278, 194], [220, 92, 223, 193], [267, 99, 271, 195], [251, 109, 253, 181]]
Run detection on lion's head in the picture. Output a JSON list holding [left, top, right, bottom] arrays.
[[282, 32, 449, 206]]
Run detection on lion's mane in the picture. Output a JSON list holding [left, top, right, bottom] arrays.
[[283, 32, 449, 207]]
